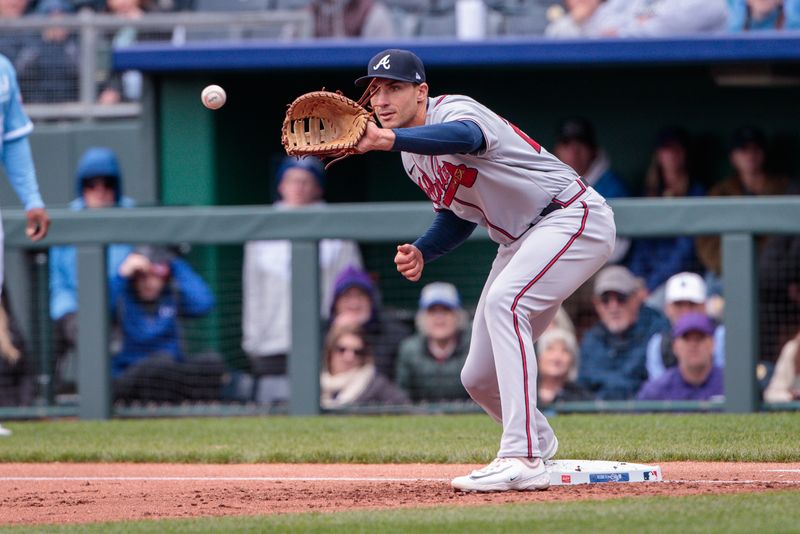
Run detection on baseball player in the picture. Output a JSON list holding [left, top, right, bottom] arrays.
[[0, 53, 50, 437], [354, 49, 616, 491]]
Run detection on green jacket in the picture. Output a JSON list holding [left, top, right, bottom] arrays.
[[395, 330, 471, 402]]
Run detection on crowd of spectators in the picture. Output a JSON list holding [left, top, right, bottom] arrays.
[[1, 0, 800, 104]]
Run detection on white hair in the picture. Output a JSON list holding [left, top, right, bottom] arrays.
[[536, 327, 580, 381]]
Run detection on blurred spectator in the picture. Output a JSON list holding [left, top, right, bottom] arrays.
[[0, 0, 37, 60], [536, 327, 591, 406], [763, 330, 800, 402], [696, 127, 789, 277], [111, 246, 225, 403], [545, 0, 618, 38], [626, 127, 703, 305], [577, 265, 670, 400], [49, 147, 135, 394], [553, 116, 630, 263], [242, 156, 362, 406], [13, 0, 79, 103], [636, 312, 724, 401], [758, 233, 800, 362], [395, 282, 471, 402], [645, 272, 726, 379], [320, 324, 409, 409], [728, 0, 800, 30], [600, 0, 728, 37], [311, 0, 396, 38], [97, 0, 146, 104], [0, 288, 34, 407], [327, 266, 411, 381]]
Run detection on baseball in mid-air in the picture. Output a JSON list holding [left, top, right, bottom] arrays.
[[201, 84, 226, 110]]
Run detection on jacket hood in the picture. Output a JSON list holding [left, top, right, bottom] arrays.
[[75, 147, 123, 203]]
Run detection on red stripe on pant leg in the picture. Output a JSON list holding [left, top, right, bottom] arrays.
[[510, 202, 589, 457]]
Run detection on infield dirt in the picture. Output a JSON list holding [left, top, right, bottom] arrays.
[[1, 462, 799, 525]]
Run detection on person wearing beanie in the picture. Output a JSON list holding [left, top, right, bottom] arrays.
[[326, 266, 411, 381], [49, 146, 135, 394], [242, 156, 363, 405]]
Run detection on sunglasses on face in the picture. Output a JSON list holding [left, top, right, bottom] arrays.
[[334, 345, 366, 357], [600, 291, 629, 305]]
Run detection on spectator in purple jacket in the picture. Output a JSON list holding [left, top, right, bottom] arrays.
[[636, 312, 724, 401]]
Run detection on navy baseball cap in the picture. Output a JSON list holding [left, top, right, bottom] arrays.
[[355, 49, 426, 87], [731, 126, 766, 150]]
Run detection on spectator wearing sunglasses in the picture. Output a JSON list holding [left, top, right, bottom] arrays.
[[320, 324, 410, 409], [577, 265, 669, 400]]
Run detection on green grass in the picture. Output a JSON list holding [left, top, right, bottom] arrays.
[[5, 491, 800, 533], [0, 412, 798, 463]]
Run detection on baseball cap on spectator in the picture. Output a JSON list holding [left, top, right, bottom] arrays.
[[731, 126, 766, 151], [419, 282, 461, 310], [556, 117, 596, 148], [355, 49, 426, 87], [665, 272, 707, 304], [275, 156, 325, 189], [655, 126, 689, 149], [593, 265, 641, 297], [672, 312, 715, 338]]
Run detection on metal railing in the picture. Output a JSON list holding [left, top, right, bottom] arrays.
[[3, 196, 798, 419], [0, 10, 312, 120]]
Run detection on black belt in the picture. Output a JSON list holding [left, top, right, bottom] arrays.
[[539, 178, 588, 219]]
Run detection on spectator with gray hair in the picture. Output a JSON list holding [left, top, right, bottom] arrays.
[[395, 282, 471, 402], [577, 265, 670, 400], [536, 327, 591, 406]]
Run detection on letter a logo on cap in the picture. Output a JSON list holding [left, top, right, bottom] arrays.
[[373, 54, 391, 71]]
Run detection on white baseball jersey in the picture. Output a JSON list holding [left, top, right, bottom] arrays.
[[400, 94, 581, 244], [398, 93, 617, 460]]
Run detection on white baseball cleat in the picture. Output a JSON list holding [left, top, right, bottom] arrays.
[[451, 457, 550, 492], [0, 424, 12, 437]]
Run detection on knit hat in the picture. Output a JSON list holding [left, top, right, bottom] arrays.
[[275, 156, 325, 189]]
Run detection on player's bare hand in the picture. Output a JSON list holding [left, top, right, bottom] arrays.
[[25, 207, 49, 241], [394, 243, 423, 282], [356, 121, 395, 154]]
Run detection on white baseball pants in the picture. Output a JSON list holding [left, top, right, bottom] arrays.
[[461, 188, 615, 458]]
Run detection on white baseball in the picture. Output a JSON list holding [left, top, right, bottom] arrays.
[[201, 84, 226, 110]]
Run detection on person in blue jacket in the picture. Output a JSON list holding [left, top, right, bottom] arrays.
[[48, 147, 135, 392], [728, 0, 800, 31], [110, 245, 224, 403]]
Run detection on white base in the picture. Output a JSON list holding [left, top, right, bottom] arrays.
[[546, 460, 663, 486]]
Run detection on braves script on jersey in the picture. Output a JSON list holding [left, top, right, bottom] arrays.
[[401, 94, 581, 244]]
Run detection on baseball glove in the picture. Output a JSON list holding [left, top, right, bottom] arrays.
[[281, 87, 375, 167]]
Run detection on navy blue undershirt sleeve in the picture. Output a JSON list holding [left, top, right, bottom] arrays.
[[391, 120, 485, 155], [413, 209, 477, 263]]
